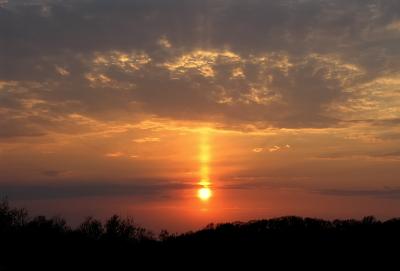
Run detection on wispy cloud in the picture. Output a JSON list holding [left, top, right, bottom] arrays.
[[41, 170, 68, 178], [315, 187, 400, 199], [314, 151, 400, 161], [0, 181, 194, 201], [55, 66, 70, 76], [105, 152, 125, 158], [132, 137, 161, 143], [253, 145, 291, 153]]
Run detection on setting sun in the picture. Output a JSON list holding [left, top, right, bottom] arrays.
[[197, 187, 212, 201]]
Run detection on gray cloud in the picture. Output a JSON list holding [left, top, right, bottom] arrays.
[[315, 150, 400, 161], [0, 180, 194, 200], [373, 151, 400, 158], [41, 170, 66, 177], [316, 187, 400, 200], [0, 117, 46, 138], [1, 0, 400, 134]]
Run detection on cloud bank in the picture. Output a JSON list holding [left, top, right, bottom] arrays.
[[1, 0, 400, 139]]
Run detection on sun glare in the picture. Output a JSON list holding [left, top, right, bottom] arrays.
[[198, 187, 212, 201]]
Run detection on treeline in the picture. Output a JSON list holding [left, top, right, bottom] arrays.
[[1, 199, 399, 269]]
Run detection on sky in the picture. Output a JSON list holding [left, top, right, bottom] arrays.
[[1, 0, 400, 232]]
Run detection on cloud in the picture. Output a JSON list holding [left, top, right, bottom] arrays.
[[41, 170, 68, 177], [316, 187, 400, 200], [164, 50, 241, 78], [0, 116, 47, 138], [269, 146, 281, 152], [105, 152, 125, 158], [157, 36, 172, 49], [218, 178, 400, 201], [372, 151, 400, 160], [55, 66, 70, 76], [386, 20, 400, 31], [132, 137, 161, 143], [314, 150, 400, 161], [1, 0, 400, 138], [0, 180, 194, 200], [253, 145, 291, 153]]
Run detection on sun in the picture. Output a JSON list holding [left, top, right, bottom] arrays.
[[197, 187, 212, 201]]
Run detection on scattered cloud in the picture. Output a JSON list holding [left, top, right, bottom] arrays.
[[158, 36, 172, 49], [91, 50, 151, 72], [269, 145, 291, 152], [253, 145, 291, 153], [164, 50, 241, 78], [269, 146, 281, 152], [105, 152, 125, 158], [132, 137, 161, 143], [55, 66, 70, 76]]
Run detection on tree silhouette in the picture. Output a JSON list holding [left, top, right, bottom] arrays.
[[78, 216, 104, 240], [0, 199, 399, 269]]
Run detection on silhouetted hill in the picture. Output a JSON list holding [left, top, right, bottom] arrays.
[[0, 199, 398, 270]]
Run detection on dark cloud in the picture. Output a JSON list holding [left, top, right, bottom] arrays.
[[0, 177, 304, 201], [316, 187, 400, 199], [0, 180, 193, 200], [1, 0, 400, 134], [373, 151, 400, 158], [41, 170, 65, 177], [315, 150, 400, 160], [0, 117, 46, 138], [344, 118, 400, 127], [379, 132, 400, 141]]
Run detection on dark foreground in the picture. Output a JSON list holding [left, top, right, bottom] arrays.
[[1, 200, 399, 270]]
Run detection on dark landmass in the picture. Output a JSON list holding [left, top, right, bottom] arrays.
[[0, 199, 398, 270]]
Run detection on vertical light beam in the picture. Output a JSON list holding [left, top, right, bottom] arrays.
[[197, 128, 212, 201]]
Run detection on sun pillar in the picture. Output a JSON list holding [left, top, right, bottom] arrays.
[[197, 128, 212, 201]]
